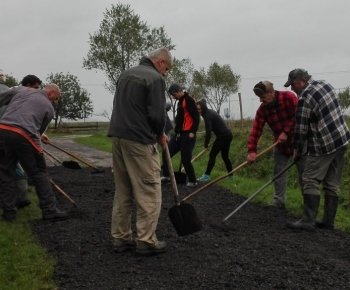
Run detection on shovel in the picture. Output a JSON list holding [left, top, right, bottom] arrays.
[[164, 145, 202, 236], [43, 148, 81, 169], [48, 142, 105, 175], [181, 142, 213, 172], [181, 142, 278, 203], [222, 160, 297, 223]]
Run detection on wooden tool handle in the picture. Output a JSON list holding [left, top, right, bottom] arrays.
[[48, 142, 99, 170], [164, 145, 181, 205], [50, 179, 77, 207], [181, 141, 278, 202]]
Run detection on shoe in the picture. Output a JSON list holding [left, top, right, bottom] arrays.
[[3, 214, 16, 222], [315, 221, 334, 230], [270, 203, 285, 210], [161, 176, 170, 184], [186, 182, 198, 188], [113, 239, 136, 253], [17, 200, 31, 210], [42, 209, 69, 221], [136, 241, 166, 255], [197, 174, 210, 181]]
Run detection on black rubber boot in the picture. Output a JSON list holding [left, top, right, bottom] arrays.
[[286, 194, 320, 231], [16, 178, 31, 209], [316, 195, 338, 230]]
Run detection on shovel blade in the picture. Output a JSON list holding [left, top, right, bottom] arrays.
[[174, 172, 187, 184], [62, 160, 81, 170], [168, 203, 202, 236]]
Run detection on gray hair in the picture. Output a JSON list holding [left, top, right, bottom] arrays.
[[148, 48, 172, 65], [44, 83, 60, 94]]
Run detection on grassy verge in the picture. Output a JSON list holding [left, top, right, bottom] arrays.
[[0, 191, 57, 290]]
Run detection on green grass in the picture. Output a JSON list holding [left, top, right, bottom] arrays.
[[0, 191, 57, 290]]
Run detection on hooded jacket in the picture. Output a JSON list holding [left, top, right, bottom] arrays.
[[197, 99, 231, 147]]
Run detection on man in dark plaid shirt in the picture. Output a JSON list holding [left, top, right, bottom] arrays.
[[284, 69, 350, 231], [247, 81, 298, 208]]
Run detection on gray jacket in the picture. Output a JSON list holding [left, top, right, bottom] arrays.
[[0, 86, 54, 147], [0, 81, 10, 117], [107, 57, 166, 144]]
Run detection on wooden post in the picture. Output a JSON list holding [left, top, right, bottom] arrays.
[[238, 93, 243, 130]]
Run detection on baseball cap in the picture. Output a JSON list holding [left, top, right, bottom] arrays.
[[168, 83, 183, 94], [284, 68, 310, 87], [253, 81, 274, 97]]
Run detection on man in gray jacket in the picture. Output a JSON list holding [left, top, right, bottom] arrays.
[[0, 84, 69, 222], [108, 47, 172, 255]]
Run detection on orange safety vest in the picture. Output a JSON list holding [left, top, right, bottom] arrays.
[[182, 98, 194, 131]]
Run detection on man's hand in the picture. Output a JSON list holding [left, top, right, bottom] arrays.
[[41, 133, 50, 144], [189, 133, 195, 138], [156, 133, 168, 150], [247, 152, 257, 163], [278, 132, 288, 144]]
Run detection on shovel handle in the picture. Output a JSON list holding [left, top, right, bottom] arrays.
[[181, 141, 278, 203], [43, 148, 61, 165], [50, 179, 77, 207], [222, 160, 297, 223], [181, 142, 213, 172], [48, 142, 99, 171], [164, 145, 181, 205]]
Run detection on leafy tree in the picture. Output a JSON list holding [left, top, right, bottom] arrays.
[[192, 62, 241, 114], [338, 87, 350, 115], [165, 57, 195, 120], [83, 3, 175, 93], [46, 73, 93, 127], [5, 75, 18, 87]]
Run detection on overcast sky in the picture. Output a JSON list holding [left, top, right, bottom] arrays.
[[2, 0, 350, 121]]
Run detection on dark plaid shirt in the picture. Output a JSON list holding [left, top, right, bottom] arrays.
[[248, 91, 298, 156], [294, 78, 350, 156]]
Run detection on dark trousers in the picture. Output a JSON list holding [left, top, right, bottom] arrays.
[[162, 132, 197, 183], [0, 129, 57, 218], [206, 132, 233, 175]]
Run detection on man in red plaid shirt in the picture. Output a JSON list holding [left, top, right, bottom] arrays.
[[247, 81, 298, 208]]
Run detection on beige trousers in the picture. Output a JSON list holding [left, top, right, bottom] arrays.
[[111, 137, 162, 245]]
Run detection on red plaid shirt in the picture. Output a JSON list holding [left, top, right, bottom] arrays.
[[248, 91, 298, 156]]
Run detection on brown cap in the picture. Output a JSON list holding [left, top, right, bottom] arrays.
[[253, 81, 274, 97]]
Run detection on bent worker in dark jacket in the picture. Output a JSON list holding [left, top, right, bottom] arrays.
[[196, 99, 233, 181]]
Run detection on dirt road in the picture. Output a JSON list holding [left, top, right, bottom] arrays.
[[43, 135, 112, 168]]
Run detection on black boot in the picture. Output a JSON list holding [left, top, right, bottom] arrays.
[[16, 178, 31, 209], [286, 194, 320, 231], [316, 195, 338, 230]]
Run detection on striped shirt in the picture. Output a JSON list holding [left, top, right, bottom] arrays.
[[294, 78, 350, 156], [248, 91, 298, 156]]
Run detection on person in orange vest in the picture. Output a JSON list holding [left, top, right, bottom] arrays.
[[161, 83, 200, 187]]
